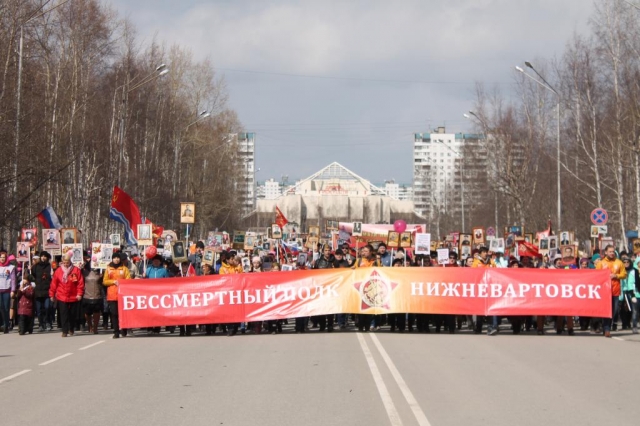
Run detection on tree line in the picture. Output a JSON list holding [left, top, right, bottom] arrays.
[[0, 0, 246, 249], [463, 0, 640, 247]]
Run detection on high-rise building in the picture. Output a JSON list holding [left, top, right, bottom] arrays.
[[384, 181, 413, 201], [412, 127, 484, 232], [233, 132, 256, 214]]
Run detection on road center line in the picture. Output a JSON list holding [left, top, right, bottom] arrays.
[[39, 353, 73, 366], [0, 369, 31, 384], [356, 333, 404, 426], [370, 334, 432, 426], [79, 340, 105, 350]]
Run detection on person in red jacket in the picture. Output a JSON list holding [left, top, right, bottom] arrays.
[[49, 254, 85, 337], [16, 271, 35, 335]]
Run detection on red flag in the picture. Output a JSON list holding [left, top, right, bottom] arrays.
[[518, 241, 541, 258], [109, 186, 142, 246], [186, 263, 196, 277], [275, 206, 288, 229]]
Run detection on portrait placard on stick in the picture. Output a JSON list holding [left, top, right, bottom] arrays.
[[414, 233, 431, 255], [42, 229, 61, 253], [387, 231, 400, 249], [180, 202, 195, 224], [437, 248, 449, 265], [137, 224, 153, 246], [400, 232, 412, 248]]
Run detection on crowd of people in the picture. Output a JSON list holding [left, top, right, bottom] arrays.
[[0, 240, 636, 339]]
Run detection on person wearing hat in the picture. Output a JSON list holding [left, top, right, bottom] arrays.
[[82, 256, 103, 334], [311, 244, 335, 332], [33, 251, 53, 332], [49, 254, 84, 337], [103, 252, 131, 338], [142, 254, 169, 334]]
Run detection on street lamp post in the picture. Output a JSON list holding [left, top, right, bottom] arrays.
[[515, 62, 562, 230]]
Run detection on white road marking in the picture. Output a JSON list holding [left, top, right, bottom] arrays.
[[356, 333, 403, 426], [612, 337, 624, 341], [0, 369, 31, 384], [79, 340, 105, 350], [39, 353, 73, 366], [370, 334, 432, 426]]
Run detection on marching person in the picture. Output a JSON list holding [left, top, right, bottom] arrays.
[[219, 253, 243, 336], [33, 251, 53, 332], [103, 252, 131, 339], [82, 259, 104, 334], [472, 247, 499, 335], [49, 254, 84, 337], [312, 244, 335, 332], [621, 257, 639, 334], [16, 271, 35, 335], [377, 243, 392, 267], [0, 250, 17, 333], [596, 245, 626, 338], [355, 244, 379, 332], [144, 254, 169, 334]]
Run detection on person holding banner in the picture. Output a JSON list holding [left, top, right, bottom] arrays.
[[312, 244, 335, 332], [103, 252, 131, 339], [355, 244, 379, 332], [472, 247, 499, 335], [219, 254, 243, 336], [49, 254, 84, 337], [596, 245, 626, 338]]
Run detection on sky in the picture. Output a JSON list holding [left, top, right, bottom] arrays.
[[104, 0, 596, 184]]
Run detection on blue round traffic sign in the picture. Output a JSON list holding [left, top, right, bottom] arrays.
[[591, 208, 608, 225]]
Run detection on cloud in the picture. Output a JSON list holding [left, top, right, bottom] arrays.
[[104, 0, 595, 183]]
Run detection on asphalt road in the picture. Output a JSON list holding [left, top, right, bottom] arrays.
[[1, 323, 638, 426]]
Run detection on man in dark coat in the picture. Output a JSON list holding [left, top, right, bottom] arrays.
[[32, 251, 53, 331]]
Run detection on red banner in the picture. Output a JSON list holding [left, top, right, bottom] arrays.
[[118, 268, 612, 328]]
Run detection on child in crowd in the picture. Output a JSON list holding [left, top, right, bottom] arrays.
[[16, 271, 35, 335]]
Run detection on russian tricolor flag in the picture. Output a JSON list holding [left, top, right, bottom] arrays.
[[37, 206, 63, 230]]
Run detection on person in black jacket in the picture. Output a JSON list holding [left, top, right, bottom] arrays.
[[32, 251, 53, 332], [312, 244, 335, 332]]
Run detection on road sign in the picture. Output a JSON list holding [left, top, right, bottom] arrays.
[[486, 227, 496, 237], [591, 208, 608, 225]]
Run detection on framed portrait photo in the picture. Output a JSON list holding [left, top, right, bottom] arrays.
[[110, 234, 121, 247], [172, 241, 187, 263], [472, 227, 485, 245], [137, 224, 153, 246], [560, 245, 575, 261], [61, 228, 78, 245], [43, 229, 61, 251], [180, 202, 195, 224], [400, 232, 412, 248], [203, 249, 215, 266], [271, 224, 282, 240], [524, 233, 533, 244], [16, 242, 30, 263], [309, 226, 320, 239], [352, 222, 363, 237], [21, 228, 37, 245], [387, 231, 400, 249]]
